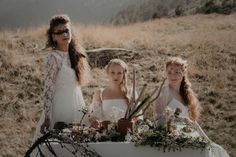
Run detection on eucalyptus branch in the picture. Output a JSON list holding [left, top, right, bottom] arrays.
[[129, 68, 136, 105], [149, 84, 161, 100], [127, 78, 166, 119], [125, 68, 136, 119], [128, 84, 147, 118], [128, 95, 151, 119], [141, 78, 166, 114], [149, 78, 166, 104], [79, 107, 89, 126], [135, 85, 160, 115], [133, 113, 143, 119], [132, 68, 136, 102]]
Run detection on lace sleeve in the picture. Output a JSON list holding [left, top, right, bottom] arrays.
[[43, 52, 62, 120]]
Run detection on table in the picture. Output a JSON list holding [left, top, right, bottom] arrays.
[[40, 142, 208, 157]]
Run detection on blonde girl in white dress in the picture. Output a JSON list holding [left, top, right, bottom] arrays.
[[154, 57, 230, 157], [89, 59, 136, 128], [33, 14, 90, 141]]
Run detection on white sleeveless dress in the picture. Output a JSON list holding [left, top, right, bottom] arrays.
[[92, 89, 128, 122], [101, 99, 127, 122], [164, 87, 230, 157], [33, 50, 85, 142]]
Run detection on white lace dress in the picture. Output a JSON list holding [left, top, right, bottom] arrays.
[[155, 85, 230, 157], [33, 50, 85, 141]]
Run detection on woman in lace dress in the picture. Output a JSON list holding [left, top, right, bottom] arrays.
[[154, 57, 230, 157], [33, 14, 90, 141], [89, 59, 136, 128]]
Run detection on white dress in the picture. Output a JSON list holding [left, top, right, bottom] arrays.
[[33, 50, 85, 142], [155, 85, 230, 157], [92, 89, 128, 122], [169, 98, 230, 157], [100, 99, 127, 122]]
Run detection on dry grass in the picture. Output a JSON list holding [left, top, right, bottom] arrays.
[[0, 13, 235, 157]]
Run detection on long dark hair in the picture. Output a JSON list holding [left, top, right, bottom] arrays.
[[166, 57, 201, 121], [46, 14, 90, 85]]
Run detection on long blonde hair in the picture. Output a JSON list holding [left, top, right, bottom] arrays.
[[166, 57, 201, 121], [106, 59, 129, 104], [46, 14, 90, 85]]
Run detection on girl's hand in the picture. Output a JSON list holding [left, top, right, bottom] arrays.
[[40, 118, 50, 134]]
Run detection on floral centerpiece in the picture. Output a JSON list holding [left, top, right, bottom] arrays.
[[25, 108, 103, 157], [117, 69, 166, 135], [130, 107, 210, 152]]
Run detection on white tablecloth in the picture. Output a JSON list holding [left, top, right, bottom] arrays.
[[40, 142, 208, 157]]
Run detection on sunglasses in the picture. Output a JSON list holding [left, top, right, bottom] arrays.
[[53, 28, 69, 35]]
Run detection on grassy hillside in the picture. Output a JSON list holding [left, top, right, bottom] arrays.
[[0, 13, 236, 156], [111, 0, 236, 25]]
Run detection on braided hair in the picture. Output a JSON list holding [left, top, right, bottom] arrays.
[[166, 57, 201, 121]]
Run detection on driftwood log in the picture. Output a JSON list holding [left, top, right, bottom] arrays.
[[86, 48, 140, 68]]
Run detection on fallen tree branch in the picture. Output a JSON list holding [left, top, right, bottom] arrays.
[[86, 47, 133, 53]]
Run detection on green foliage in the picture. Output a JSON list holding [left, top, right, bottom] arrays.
[[132, 115, 210, 152], [175, 6, 184, 16], [134, 125, 209, 152], [202, 0, 236, 15]]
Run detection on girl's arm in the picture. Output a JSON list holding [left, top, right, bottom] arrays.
[[89, 90, 103, 128], [41, 52, 62, 132]]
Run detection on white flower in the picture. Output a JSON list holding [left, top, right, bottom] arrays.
[[137, 124, 149, 134], [125, 132, 132, 142]]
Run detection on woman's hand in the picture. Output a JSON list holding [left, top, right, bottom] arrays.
[[40, 118, 50, 134], [89, 117, 101, 129]]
